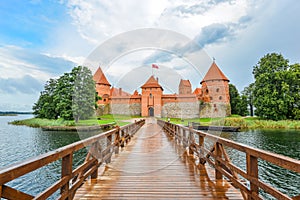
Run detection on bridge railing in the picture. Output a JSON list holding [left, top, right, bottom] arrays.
[[0, 119, 145, 200], [157, 119, 300, 200]]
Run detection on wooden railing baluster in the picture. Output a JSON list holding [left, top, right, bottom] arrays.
[[157, 119, 300, 200], [61, 153, 73, 199], [215, 143, 223, 180], [188, 127, 194, 156], [0, 119, 145, 200], [199, 135, 205, 164], [114, 127, 120, 154], [247, 154, 259, 199]]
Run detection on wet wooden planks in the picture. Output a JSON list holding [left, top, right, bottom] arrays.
[[75, 119, 243, 199]]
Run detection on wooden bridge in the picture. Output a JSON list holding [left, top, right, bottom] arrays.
[[0, 118, 299, 200]]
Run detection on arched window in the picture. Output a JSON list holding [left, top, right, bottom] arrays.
[[216, 88, 220, 92], [219, 96, 222, 100], [206, 89, 209, 94]]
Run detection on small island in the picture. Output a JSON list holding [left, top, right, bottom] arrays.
[[10, 53, 300, 131]]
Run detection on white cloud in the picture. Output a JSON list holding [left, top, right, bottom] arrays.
[[3, 0, 299, 111], [65, 0, 168, 44], [64, 0, 254, 45], [0, 45, 76, 111], [0, 45, 75, 81]]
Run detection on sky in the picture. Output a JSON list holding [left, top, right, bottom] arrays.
[[0, 0, 299, 111]]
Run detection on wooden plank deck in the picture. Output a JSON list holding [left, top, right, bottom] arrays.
[[74, 119, 243, 199]]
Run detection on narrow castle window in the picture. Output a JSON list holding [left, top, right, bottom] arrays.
[[216, 88, 219, 92], [206, 89, 209, 94], [219, 96, 222, 100], [150, 93, 152, 98], [210, 96, 213, 100]]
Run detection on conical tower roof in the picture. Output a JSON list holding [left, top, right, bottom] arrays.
[[141, 76, 163, 90], [200, 62, 229, 84], [93, 67, 111, 86]]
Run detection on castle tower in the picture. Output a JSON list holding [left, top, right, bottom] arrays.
[[141, 76, 163, 117], [179, 79, 192, 94], [93, 67, 111, 104], [200, 61, 230, 104]]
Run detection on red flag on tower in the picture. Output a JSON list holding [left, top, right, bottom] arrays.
[[152, 64, 159, 69]]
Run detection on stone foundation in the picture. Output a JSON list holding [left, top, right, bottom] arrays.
[[111, 103, 141, 116], [199, 103, 231, 118], [162, 102, 200, 119]]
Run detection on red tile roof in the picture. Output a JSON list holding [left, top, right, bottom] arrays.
[[200, 62, 229, 84], [110, 87, 131, 97], [193, 88, 202, 95], [141, 76, 163, 90], [93, 67, 111, 86]]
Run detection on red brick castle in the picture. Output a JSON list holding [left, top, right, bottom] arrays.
[[93, 61, 230, 118]]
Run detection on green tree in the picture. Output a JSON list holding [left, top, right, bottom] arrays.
[[286, 63, 300, 119], [229, 84, 248, 116], [252, 53, 292, 120], [54, 71, 74, 120], [33, 66, 97, 121], [242, 83, 255, 116], [33, 79, 58, 119], [72, 66, 96, 122], [237, 95, 249, 116], [229, 84, 240, 114]]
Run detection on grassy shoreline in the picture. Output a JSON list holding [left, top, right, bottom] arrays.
[[10, 114, 300, 130], [9, 114, 141, 128], [163, 116, 300, 130]]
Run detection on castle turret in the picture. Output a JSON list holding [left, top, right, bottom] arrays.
[[179, 79, 192, 94], [200, 61, 230, 103], [93, 67, 111, 104], [141, 76, 163, 117]]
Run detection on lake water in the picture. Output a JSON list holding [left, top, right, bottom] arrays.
[[219, 130, 300, 199], [0, 115, 299, 199]]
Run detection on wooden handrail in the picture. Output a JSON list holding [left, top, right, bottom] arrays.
[[0, 119, 145, 200], [157, 119, 300, 200]]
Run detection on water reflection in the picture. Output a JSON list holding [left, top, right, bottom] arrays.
[[219, 129, 300, 199], [0, 115, 299, 199], [0, 115, 101, 199]]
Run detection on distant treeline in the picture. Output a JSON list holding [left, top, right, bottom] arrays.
[[0, 111, 32, 115]]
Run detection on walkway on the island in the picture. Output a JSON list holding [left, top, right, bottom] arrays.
[[74, 118, 243, 199]]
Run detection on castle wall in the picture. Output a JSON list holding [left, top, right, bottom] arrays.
[[162, 102, 200, 119], [199, 102, 231, 118], [111, 103, 141, 116]]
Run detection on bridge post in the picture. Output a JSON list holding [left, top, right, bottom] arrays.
[[174, 125, 178, 143], [120, 130, 125, 148], [61, 153, 73, 199], [114, 127, 120, 154], [106, 135, 112, 163], [182, 129, 187, 148], [173, 124, 176, 137], [246, 154, 259, 199], [177, 126, 181, 144], [215, 143, 223, 180], [199, 135, 205, 164], [188, 127, 194, 156]]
